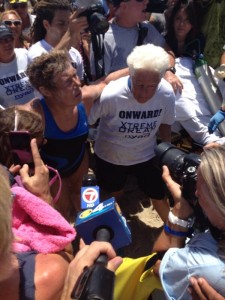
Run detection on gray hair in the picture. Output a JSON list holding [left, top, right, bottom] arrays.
[[127, 44, 169, 78]]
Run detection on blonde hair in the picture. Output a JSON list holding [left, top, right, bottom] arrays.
[[0, 9, 22, 20], [0, 166, 13, 257], [199, 146, 225, 257], [127, 44, 169, 78]]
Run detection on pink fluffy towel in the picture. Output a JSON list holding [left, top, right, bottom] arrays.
[[12, 186, 76, 253]]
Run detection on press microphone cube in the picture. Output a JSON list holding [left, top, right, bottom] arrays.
[[75, 197, 132, 250]]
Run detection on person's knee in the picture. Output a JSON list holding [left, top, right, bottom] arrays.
[[34, 253, 70, 300]]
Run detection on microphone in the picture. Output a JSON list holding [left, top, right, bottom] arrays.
[[75, 197, 132, 250], [71, 181, 131, 299], [81, 174, 100, 210]]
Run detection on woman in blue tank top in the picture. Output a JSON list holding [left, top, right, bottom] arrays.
[[22, 49, 124, 221]]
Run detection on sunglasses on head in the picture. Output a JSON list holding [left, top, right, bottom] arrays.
[[11, 3, 27, 9], [3, 20, 22, 26]]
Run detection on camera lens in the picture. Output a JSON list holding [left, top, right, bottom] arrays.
[[155, 142, 187, 183]]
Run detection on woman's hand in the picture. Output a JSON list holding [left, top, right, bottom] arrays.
[[19, 138, 52, 204], [162, 165, 194, 218]]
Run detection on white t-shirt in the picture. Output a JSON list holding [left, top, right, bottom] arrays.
[[22, 13, 36, 39], [88, 76, 175, 165], [174, 57, 212, 121], [28, 39, 84, 80], [0, 48, 35, 107]]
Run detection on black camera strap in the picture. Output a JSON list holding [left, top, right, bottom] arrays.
[[136, 23, 148, 46], [92, 33, 105, 79]]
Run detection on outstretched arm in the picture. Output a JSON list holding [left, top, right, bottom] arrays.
[[82, 68, 129, 115], [153, 165, 194, 253], [163, 43, 183, 94]]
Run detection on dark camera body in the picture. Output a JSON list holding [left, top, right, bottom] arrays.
[[79, 3, 109, 35], [155, 142, 208, 231], [155, 142, 201, 205], [146, 0, 168, 13]]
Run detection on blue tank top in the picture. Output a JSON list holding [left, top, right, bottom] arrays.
[[40, 98, 89, 177]]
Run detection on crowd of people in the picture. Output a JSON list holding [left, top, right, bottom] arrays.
[[1, 0, 225, 299]]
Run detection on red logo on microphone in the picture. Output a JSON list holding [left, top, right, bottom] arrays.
[[82, 187, 99, 203]]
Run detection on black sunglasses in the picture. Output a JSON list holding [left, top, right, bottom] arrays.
[[3, 20, 22, 26], [11, 3, 27, 9]]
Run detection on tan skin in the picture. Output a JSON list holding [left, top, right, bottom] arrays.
[[1, 12, 25, 48], [0, 139, 73, 300], [0, 35, 15, 63], [10, 2, 30, 31], [189, 277, 225, 300], [42, 8, 88, 52], [173, 9, 193, 56]]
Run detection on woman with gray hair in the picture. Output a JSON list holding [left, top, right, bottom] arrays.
[[89, 43, 176, 223]]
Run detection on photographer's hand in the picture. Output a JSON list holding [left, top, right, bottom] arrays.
[[153, 166, 194, 253], [54, 8, 88, 51], [60, 241, 123, 300], [19, 139, 53, 205], [162, 165, 194, 219], [69, 9, 89, 49]]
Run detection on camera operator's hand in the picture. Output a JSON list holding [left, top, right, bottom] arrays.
[[162, 165, 194, 219], [68, 8, 89, 50], [60, 241, 123, 300], [189, 277, 225, 300], [19, 138, 53, 205], [54, 8, 88, 52]]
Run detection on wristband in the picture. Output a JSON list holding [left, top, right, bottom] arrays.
[[220, 106, 225, 113], [166, 66, 176, 74], [164, 224, 193, 237], [168, 211, 195, 228]]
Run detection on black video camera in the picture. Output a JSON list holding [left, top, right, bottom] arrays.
[[155, 142, 200, 206], [79, 3, 109, 35], [155, 142, 208, 231]]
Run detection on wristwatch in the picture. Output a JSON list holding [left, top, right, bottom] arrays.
[[168, 211, 195, 228], [220, 106, 225, 112], [166, 66, 176, 74]]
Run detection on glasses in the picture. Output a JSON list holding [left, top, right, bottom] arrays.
[[3, 20, 22, 26], [11, 3, 27, 9]]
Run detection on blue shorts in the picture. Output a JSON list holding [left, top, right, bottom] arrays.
[[94, 155, 166, 200]]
